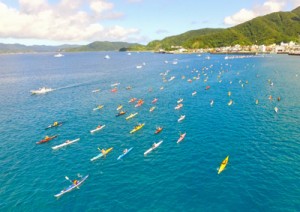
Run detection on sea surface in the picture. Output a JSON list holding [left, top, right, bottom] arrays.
[[0, 52, 299, 211]]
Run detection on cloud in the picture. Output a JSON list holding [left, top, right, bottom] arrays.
[[224, 0, 286, 26], [0, 0, 139, 43]]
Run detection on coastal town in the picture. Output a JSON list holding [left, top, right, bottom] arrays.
[[161, 41, 300, 55]]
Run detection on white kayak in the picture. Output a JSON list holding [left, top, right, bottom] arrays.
[[90, 125, 106, 133], [54, 175, 88, 198], [144, 140, 163, 156], [52, 138, 80, 150], [178, 115, 186, 122]]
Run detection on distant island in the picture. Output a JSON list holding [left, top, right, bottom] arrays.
[[0, 6, 300, 54]]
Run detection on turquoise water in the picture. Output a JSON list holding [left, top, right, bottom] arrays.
[[0, 52, 300, 211]]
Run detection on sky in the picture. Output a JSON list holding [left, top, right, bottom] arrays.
[[0, 0, 299, 46]]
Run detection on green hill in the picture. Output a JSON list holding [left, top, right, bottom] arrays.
[[64, 41, 141, 52], [146, 6, 300, 50]]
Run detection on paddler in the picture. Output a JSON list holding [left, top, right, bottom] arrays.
[[123, 149, 128, 154], [73, 180, 78, 185], [45, 135, 49, 139], [53, 121, 58, 126], [152, 143, 156, 148]]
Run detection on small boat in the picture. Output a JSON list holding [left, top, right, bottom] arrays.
[[168, 76, 175, 81], [128, 98, 137, 103], [54, 175, 88, 198], [187, 79, 192, 83], [255, 99, 259, 105], [116, 105, 123, 111], [154, 127, 163, 134], [104, 55, 110, 59], [117, 147, 133, 160], [135, 99, 144, 108], [178, 115, 185, 122], [31, 87, 53, 95], [45, 122, 63, 130], [177, 98, 183, 104], [160, 86, 164, 90], [210, 100, 214, 107], [126, 113, 138, 120], [152, 98, 158, 104], [90, 147, 113, 161], [175, 104, 183, 110], [228, 91, 231, 96], [116, 111, 126, 117], [228, 100, 233, 106], [149, 106, 156, 112], [52, 138, 80, 150], [90, 125, 106, 133], [93, 105, 104, 111], [36, 135, 58, 144], [92, 89, 101, 93], [111, 82, 120, 87], [274, 107, 279, 113], [111, 88, 117, 92], [136, 65, 142, 69], [192, 91, 197, 96], [218, 156, 229, 174], [130, 123, 145, 134], [144, 140, 163, 156], [177, 132, 186, 143], [54, 53, 64, 58]]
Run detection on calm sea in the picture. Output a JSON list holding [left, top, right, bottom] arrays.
[[0, 52, 299, 211]]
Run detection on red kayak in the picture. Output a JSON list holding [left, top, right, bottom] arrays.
[[36, 135, 58, 144], [155, 127, 163, 134], [205, 85, 210, 90]]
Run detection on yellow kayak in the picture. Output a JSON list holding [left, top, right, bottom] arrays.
[[130, 123, 145, 134], [91, 147, 113, 161], [218, 156, 229, 174]]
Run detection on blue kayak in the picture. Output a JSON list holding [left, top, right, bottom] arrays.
[[117, 147, 133, 160], [54, 175, 89, 198]]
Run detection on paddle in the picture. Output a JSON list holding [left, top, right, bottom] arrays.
[[65, 176, 72, 183]]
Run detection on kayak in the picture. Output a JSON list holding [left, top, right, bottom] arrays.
[[192, 91, 197, 96], [116, 111, 126, 117], [130, 123, 145, 134], [154, 127, 163, 134], [175, 104, 183, 110], [90, 125, 106, 133], [177, 132, 186, 143], [117, 105, 123, 111], [152, 98, 158, 104], [149, 106, 156, 112], [144, 140, 163, 156], [210, 100, 214, 107], [36, 135, 58, 144], [52, 138, 80, 150], [177, 98, 183, 104], [90, 147, 113, 161], [54, 175, 89, 198], [117, 147, 133, 160], [93, 105, 104, 111], [128, 98, 137, 103], [135, 100, 144, 107], [126, 113, 138, 120], [228, 100, 233, 106], [274, 107, 279, 113], [218, 156, 229, 174], [45, 122, 63, 130], [178, 115, 185, 122]]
